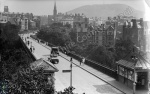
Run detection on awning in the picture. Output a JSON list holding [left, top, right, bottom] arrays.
[[117, 59, 150, 69], [116, 59, 135, 69], [117, 49, 150, 70]]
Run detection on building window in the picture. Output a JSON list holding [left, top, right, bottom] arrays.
[[85, 24, 87, 28], [79, 23, 81, 27], [108, 37, 111, 40], [128, 70, 133, 80], [119, 66, 124, 77], [108, 42, 111, 45], [124, 69, 128, 78], [108, 31, 113, 35]]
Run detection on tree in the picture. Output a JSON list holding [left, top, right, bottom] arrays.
[[115, 39, 134, 61], [88, 46, 116, 69], [64, 23, 71, 28], [0, 47, 55, 94], [37, 30, 71, 47], [8, 68, 55, 94], [69, 30, 77, 43], [3, 22, 20, 42], [0, 23, 55, 94]]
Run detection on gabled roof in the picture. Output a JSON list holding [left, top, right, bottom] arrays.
[[8, 17, 17, 25], [30, 58, 59, 72], [117, 59, 135, 69]]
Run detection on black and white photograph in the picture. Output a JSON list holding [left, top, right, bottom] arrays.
[[0, 0, 150, 94]]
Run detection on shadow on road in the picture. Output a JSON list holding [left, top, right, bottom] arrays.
[[93, 84, 123, 94]]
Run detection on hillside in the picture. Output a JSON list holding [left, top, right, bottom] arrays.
[[67, 4, 144, 19]]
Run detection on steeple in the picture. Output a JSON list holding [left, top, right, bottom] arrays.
[[53, 0, 57, 22]]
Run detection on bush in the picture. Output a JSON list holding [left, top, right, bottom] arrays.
[[0, 23, 55, 94]]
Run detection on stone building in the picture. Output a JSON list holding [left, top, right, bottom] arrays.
[[61, 17, 74, 28], [123, 18, 145, 52], [101, 24, 116, 48], [4, 6, 9, 13], [144, 21, 150, 52], [21, 17, 28, 31]]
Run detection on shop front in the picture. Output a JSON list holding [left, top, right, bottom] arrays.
[[116, 53, 150, 91]]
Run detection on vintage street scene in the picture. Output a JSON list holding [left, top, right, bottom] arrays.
[[0, 0, 150, 94]]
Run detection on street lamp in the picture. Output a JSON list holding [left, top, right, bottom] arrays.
[[62, 57, 75, 93], [132, 55, 137, 94], [70, 57, 73, 88], [133, 72, 136, 94]]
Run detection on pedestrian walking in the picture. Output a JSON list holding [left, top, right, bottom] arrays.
[[80, 57, 85, 66], [70, 57, 73, 62], [33, 47, 35, 53], [30, 47, 32, 52], [80, 58, 82, 65], [64, 51, 66, 54], [82, 57, 85, 65], [27, 41, 29, 45]]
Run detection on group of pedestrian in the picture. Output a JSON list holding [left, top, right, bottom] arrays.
[[30, 46, 35, 53], [70, 57, 85, 66], [80, 57, 85, 66], [27, 41, 29, 46]]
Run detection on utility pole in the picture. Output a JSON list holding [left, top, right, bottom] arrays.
[[70, 57, 72, 87]]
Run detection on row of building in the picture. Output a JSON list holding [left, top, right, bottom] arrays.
[[75, 16, 150, 53], [1, 4, 150, 53], [0, 4, 103, 30], [0, 11, 37, 31]]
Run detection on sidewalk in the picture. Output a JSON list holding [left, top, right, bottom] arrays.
[[29, 37, 149, 94], [59, 53, 149, 94]]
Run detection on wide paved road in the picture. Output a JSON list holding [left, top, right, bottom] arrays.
[[22, 34, 123, 94]]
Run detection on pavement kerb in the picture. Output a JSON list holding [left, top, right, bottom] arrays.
[[30, 37, 126, 94]]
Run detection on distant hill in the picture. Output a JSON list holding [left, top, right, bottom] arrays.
[[67, 4, 144, 19]]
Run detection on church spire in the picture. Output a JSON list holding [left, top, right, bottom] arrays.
[[53, 0, 57, 22]]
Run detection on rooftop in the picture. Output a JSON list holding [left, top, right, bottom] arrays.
[[30, 58, 59, 72], [117, 51, 150, 69]]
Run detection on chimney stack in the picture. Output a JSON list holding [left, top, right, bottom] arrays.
[[131, 19, 137, 28]]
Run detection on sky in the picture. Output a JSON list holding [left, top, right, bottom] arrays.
[[0, 0, 150, 20]]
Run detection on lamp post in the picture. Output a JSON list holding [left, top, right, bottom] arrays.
[[62, 57, 75, 93], [70, 57, 73, 87], [132, 56, 137, 94], [69, 57, 75, 93], [133, 69, 136, 94]]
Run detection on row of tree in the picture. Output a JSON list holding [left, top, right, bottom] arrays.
[[36, 23, 134, 70], [0, 22, 55, 94]]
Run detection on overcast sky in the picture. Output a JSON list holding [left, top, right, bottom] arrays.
[[0, 0, 150, 20]]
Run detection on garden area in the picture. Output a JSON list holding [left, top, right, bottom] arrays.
[[0, 22, 55, 94]]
